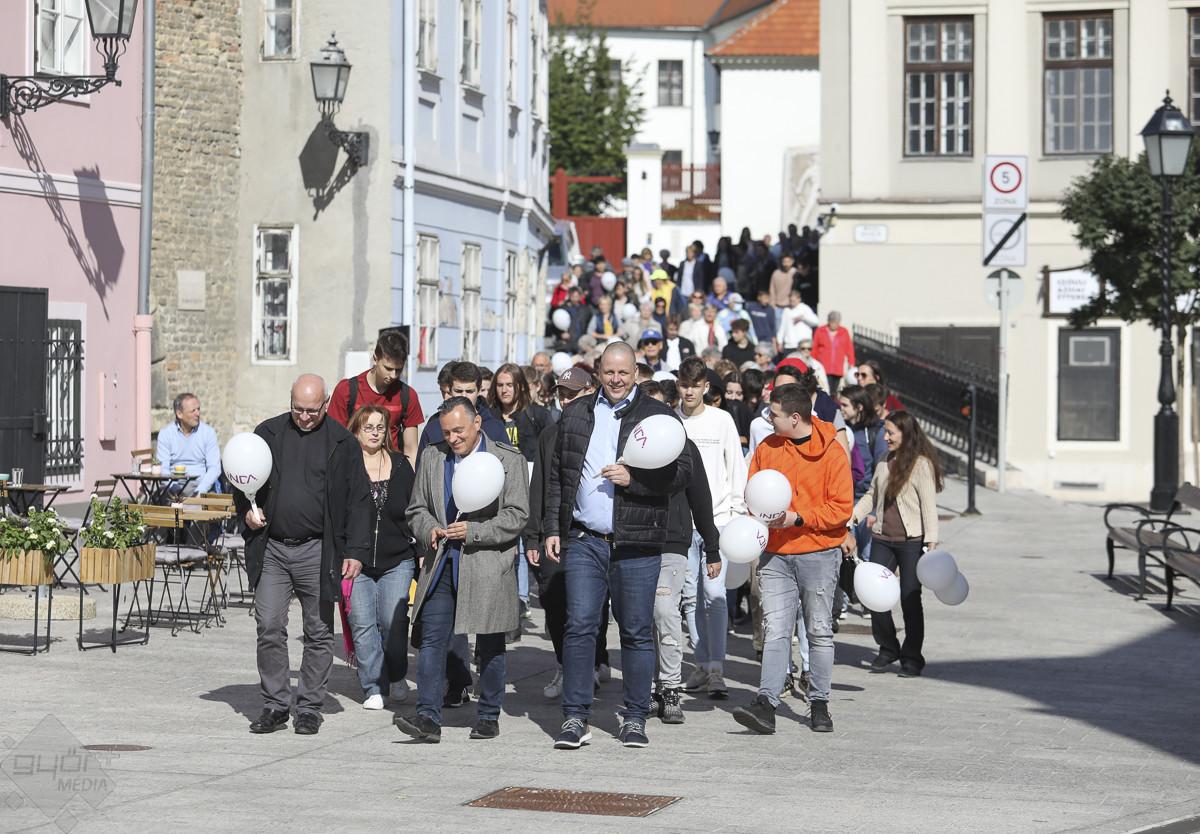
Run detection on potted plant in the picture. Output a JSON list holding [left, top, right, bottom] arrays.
[[150, 457, 162, 476], [79, 498, 154, 584], [0, 509, 67, 586]]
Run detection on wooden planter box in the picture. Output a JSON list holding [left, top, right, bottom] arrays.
[[0, 550, 54, 586], [80, 544, 156, 584]]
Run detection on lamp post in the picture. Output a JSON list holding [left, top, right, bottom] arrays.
[[1140, 93, 1195, 511], [1, 0, 139, 118], [310, 34, 369, 168]]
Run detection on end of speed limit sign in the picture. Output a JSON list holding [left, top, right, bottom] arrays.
[[984, 155, 1027, 211]]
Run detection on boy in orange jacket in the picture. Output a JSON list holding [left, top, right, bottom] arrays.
[[732, 383, 853, 735]]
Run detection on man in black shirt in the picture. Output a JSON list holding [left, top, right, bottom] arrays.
[[234, 374, 371, 736], [722, 319, 757, 368]]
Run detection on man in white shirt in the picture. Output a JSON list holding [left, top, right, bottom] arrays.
[[678, 301, 705, 346], [778, 288, 820, 351], [675, 357, 748, 699], [679, 245, 698, 297], [663, 317, 696, 372]]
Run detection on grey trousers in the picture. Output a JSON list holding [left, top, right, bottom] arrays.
[[652, 552, 688, 689], [757, 548, 839, 706], [255, 539, 334, 716]]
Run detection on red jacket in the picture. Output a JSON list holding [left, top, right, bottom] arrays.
[[812, 325, 856, 377]]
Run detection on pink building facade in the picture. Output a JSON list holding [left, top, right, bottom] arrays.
[[0, 3, 144, 493]]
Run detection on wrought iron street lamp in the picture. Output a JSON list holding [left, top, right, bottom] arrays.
[[1, 0, 139, 119], [310, 34, 369, 168], [1140, 93, 1195, 511]]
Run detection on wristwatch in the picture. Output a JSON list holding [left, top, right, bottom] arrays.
[[792, 513, 805, 528]]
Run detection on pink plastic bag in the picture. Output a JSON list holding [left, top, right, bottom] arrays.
[[338, 578, 356, 668]]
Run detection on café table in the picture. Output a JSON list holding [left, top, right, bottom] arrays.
[[1, 483, 75, 515], [112, 473, 197, 506]]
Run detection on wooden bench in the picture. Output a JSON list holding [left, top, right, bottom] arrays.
[[1163, 529, 1200, 610], [1104, 483, 1200, 598]]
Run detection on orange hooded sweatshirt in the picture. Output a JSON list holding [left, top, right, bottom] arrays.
[[748, 417, 853, 554]]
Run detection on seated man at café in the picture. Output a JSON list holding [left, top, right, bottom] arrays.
[[157, 392, 222, 497]]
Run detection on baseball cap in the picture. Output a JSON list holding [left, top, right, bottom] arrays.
[[556, 367, 594, 391], [639, 328, 664, 344], [651, 269, 670, 283], [727, 292, 744, 305]]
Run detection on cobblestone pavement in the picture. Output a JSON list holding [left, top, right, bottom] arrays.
[[1, 478, 1199, 833]]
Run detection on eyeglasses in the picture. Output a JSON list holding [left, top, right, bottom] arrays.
[[291, 402, 327, 417], [362, 426, 386, 434]]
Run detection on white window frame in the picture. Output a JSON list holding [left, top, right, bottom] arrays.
[[1043, 13, 1113, 155], [461, 243, 483, 362], [902, 17, 973, 157], [35, 0, 88, 77], [506, 0, 519, 103], [252, 225, 299, 365], [418, 0, 438, 72], [504, 251, 520, 359], [527, 252, 543, 357], [262, 0, 296, 61], [461, 0, 482, 88], [657, 59, 684, 107], [416, 234, 441, 369]]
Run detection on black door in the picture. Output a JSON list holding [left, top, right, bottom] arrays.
[[0, 287, 48, 485]]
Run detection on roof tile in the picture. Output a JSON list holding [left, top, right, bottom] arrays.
[[708, 0, 819, 58]]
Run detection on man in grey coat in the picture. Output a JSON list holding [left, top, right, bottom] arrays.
[[395, 397, 529, 742]]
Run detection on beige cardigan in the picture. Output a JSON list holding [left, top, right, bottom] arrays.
[[851, 456, 939, 544]]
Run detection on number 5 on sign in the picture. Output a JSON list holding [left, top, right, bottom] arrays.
[[984, 155, 1028, 211]]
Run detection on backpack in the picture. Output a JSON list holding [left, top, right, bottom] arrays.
[[347, 375, 410, 426]]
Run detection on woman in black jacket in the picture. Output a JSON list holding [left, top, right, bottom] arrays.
[[346, 405, 418, 711], [488, 362, 552, 463]]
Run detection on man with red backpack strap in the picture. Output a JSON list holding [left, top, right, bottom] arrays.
[[329, 330, 424, 468]]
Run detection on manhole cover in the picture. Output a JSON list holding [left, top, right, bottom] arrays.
[[81, 744, 151, 752], [466, 787, 680, 817], [837, 623, 871, 635]]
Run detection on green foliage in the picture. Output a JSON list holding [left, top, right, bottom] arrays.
[[0, 509, 68, 560], [548, 0, 644, 215], [1060, 152, 1200, 331], [80, 497, 147, 550]]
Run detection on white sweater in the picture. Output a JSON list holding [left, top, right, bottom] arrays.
[[679, 404, 748, 526]]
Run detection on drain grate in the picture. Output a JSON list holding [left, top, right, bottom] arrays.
[[82, 744, 151, 752], [836, 622, 872, 635], [466, 787, 680, 817]]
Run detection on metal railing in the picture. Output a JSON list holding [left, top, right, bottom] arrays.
[[45, 319, 83, 478], [853, 326, 999, 465], [662, 163, 720, 220]]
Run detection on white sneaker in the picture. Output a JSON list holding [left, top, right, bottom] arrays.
[[389, 679, 410, 704], [597, 663, 612, 683], [543, 667, 563, 699], [683, 666, 709, 692], [362, 694, 385, 710]]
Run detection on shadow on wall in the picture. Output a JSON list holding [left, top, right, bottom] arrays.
[[300, 120, 359, 220], [8, 116, 122, 318]]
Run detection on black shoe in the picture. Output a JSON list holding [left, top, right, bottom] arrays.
[[898, 663, 923, 678], [732, 695, 776, 735], [554, 718, 592, 749], [293, 713, 321, 735], [652, 688, 665, 719], [869, 653, 897, 673], [393, 713, 442, 743], [809, 700, 833, 733], [443, 686, 471, 708], [660, 689, 685, 725], [248, 708, 289, 734], [469, 719, 500, 739], [618, 718, 649, 748]]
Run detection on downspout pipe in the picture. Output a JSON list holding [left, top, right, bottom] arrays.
[[134, 0, 155, 450]]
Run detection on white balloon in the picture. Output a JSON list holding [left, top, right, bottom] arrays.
[[745, 469, 792, 522], [621, 302, 639, 321], [652, 370, 675, 382], [724, 558, 753, 589], [601, 271, 617, 291], [451, 451, 506, 513], [552, 308, 572, 331], [551, 352, 573, 375], [916, 549, 959, 592], [720, 516, 769, 564], [934, 572, 969, 606], [854, 561, 901, 613], [222, 432, 273, 501], [622, 414, 686, 469]]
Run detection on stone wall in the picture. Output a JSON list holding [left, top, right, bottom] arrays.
[[149, 0, 242, 442]]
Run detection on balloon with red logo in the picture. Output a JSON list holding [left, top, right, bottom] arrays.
[[720, 516, 769, 564], [223, 432, 274, 513], [621, 414, 686, 469]]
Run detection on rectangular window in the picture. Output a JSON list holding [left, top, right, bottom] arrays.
[[254, 226, 297, 362], [1191, 11, 1200, 120], [416, 235, 440, 369], [1044, 13, 1113, 155], [45, 319, 83, 478], [262, 0, 294, 60], [506, 0, 518, 102], [418, 0, 438, 72], [903, 17, 973, 156], [36, 0, 87, 76], [658, 59, 683, 107], [531, 7, 544, 116], [504, 251, 520, 360], [461, 243, 482, 362], [609, 59, 622, 91], [461, 0, 482, 87], [1057, 327, 1120, 441]]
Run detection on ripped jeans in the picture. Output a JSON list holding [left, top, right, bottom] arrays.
[[652, 552, 688, 689], [757, 548, 839, 706]]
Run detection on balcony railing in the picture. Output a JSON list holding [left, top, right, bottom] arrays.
[[662, 163, 720, 221]]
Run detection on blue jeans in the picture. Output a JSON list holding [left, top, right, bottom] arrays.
[[690, 529, 727, 670], [682, 540, 699, 649], [516, 547, 530, 604], [348, 561, 415, 698], [415, 567, 506, 725], [757, 548, 839, 705], [563, 531, 660, 722]]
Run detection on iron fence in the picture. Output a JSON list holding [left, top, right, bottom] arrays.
[[662, 163, 720, 220], [853, 326, 999, 465], [45, 319, 83, 478]]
